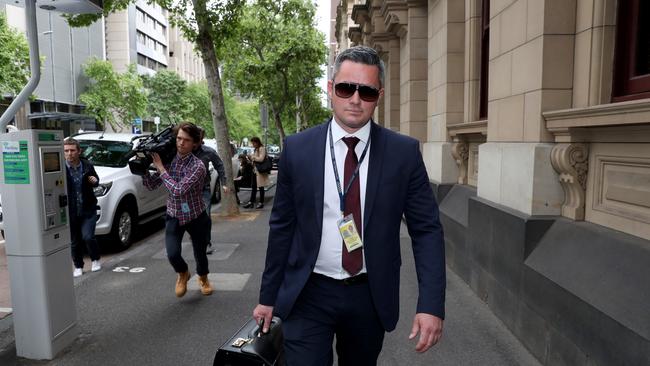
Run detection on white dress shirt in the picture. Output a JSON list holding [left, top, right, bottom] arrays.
[[313, 119, 371, 279]]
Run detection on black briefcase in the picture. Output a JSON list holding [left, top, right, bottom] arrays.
[[213, 317, 284, 366]]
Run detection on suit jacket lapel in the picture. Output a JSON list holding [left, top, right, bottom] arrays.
[[312, 121, 329, 239], [364, 122, 384, 233]]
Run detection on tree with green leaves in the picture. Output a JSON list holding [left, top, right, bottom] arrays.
[[221, 0, 327, 148], [79, 59, 147, 131], [0, 11, 30, 97], [223, 90, 262, 144], [67, 0, 244, 215], [182, 81, 261, 146], [143, 70, 190, 125]]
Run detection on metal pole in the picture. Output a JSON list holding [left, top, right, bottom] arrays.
[[0, 0, 41, 132]]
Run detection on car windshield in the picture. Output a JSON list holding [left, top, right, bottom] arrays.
[[237, 147, 254, 156], [80, 140, 133, 168]]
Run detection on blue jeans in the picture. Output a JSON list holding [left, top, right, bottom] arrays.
[[165, 211, 210, 275], [70, 210, 100, 269]]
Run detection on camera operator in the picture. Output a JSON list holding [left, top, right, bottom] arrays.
[[141, 122, 213, 297], [193, 128, 229, 254]]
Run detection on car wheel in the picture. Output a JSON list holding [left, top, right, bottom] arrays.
[[111, 203, 135, 250]]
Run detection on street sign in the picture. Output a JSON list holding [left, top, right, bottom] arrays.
[[132, 117, 142, 134]]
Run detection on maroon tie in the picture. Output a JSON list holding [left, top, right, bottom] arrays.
[[342, 137, 363, 275]]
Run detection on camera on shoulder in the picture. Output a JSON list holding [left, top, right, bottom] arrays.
[[128, 125, 177, 176]]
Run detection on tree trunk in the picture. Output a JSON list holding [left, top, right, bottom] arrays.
[[270, 104, 286, 149], [193, 0, 239, 216], [295, 94, 301, 133]]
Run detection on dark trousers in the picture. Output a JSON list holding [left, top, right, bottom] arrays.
[[282, 273, 385, 366], [234, 180, 251, 204], [70, 211, 100, 269], [202, 187, 213, 245], [249, 180, 265, 204], [165, 211, 210, 276]]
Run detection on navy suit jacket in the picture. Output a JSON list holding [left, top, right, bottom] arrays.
[[259, 120, 445, 331]]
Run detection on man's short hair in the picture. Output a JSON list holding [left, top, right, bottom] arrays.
[[174, 122, 202, 143], [332, 46, 385, 87], [63, 137, 81, 151]]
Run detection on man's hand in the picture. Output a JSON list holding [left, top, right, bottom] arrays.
[[409, 313, 443, 353], [151, 153, 165, 174], [222, 186, 229, 193], [253, 304, 274, 334], [88, 176, 98, 185]]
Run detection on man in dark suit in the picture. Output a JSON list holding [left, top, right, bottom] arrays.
[[64, 138, 101, 277], [253, 46, 446, 365]]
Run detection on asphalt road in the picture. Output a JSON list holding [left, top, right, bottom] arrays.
[[0, 188, 541, 366]]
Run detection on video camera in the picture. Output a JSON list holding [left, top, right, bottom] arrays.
[[128, 125, 177, 176]]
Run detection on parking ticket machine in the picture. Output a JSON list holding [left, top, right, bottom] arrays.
[[0, 129, 77, 360]]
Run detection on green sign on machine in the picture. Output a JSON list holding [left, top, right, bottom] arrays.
[[38, 133, 58, 142], [2, 140, 30, 184]]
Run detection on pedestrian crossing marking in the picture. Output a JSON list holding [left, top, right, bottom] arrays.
[[186, 273, 251, 291], [152, 243, 239, 261]]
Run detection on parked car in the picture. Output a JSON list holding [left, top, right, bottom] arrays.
[[266, 144, 280, 170], [202, 139, 238, 201], [74, 132, 218, 250]]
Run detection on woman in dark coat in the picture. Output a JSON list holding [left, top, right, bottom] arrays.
[[234, 153, 254, 205]]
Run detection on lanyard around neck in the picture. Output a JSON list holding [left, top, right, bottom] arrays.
[[328, 121, 371, 213]]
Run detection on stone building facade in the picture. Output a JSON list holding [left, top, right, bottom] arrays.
[[335, 1, 649, 365]]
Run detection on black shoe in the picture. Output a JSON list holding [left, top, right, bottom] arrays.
[[255, 203, 264, 209], [243, 202, 253, 209], [206, 243, 213, 255]]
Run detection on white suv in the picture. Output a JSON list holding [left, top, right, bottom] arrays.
[[75, 132, 218, 249]]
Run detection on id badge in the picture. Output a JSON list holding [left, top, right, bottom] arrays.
[[337, 214, 363, 252], [181, 202, 190, 213]]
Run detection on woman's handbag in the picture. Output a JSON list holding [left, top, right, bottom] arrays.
[[255, 156, 273, 174]]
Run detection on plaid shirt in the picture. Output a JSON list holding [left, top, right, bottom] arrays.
[[142, 153, 206, 225]]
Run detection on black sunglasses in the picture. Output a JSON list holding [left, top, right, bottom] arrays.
[[333, 82, 380, 102]]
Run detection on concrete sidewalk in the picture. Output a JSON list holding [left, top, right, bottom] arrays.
[[0, 189, 541, 365], [0, 241, 11, 320]]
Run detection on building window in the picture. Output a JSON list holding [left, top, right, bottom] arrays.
[[479, 0, 490, 119], [613, 0, 650, 102], [137, 53, 147, 67], [137, 31, 146, 45]]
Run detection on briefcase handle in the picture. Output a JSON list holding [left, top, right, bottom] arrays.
[[252, 317, 281, 338]]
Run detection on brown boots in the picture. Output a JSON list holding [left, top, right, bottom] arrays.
[[175, 271, 191, 297], [175, 271, 213, 297], [198, 275, 213, 296]]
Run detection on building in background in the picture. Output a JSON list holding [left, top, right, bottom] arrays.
[[167, 26, 205, 83], [334, 1, 649, 365], [105, 0, 168, 75], [0, 1, 102, 136], [105, 0, 204, 81]]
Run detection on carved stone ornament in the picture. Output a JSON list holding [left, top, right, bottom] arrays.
[[451, 142, 469, 185], [550, 143, 589, 220]]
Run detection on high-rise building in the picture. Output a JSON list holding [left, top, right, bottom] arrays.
[[0, 2, 103, 135], [105, 0, 204, 81]]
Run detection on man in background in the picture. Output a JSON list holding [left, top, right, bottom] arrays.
[[194, 128, 228, 254], [64, 138, 101, 278]]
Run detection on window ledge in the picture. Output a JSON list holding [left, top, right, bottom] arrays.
[[448, 120, 487, 138], [543, 99, 650, 142]]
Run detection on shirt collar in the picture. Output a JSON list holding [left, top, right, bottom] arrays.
[[66, 160, 81, 170], [176, 152, 193, 162], [330, 118, 371, 145]]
